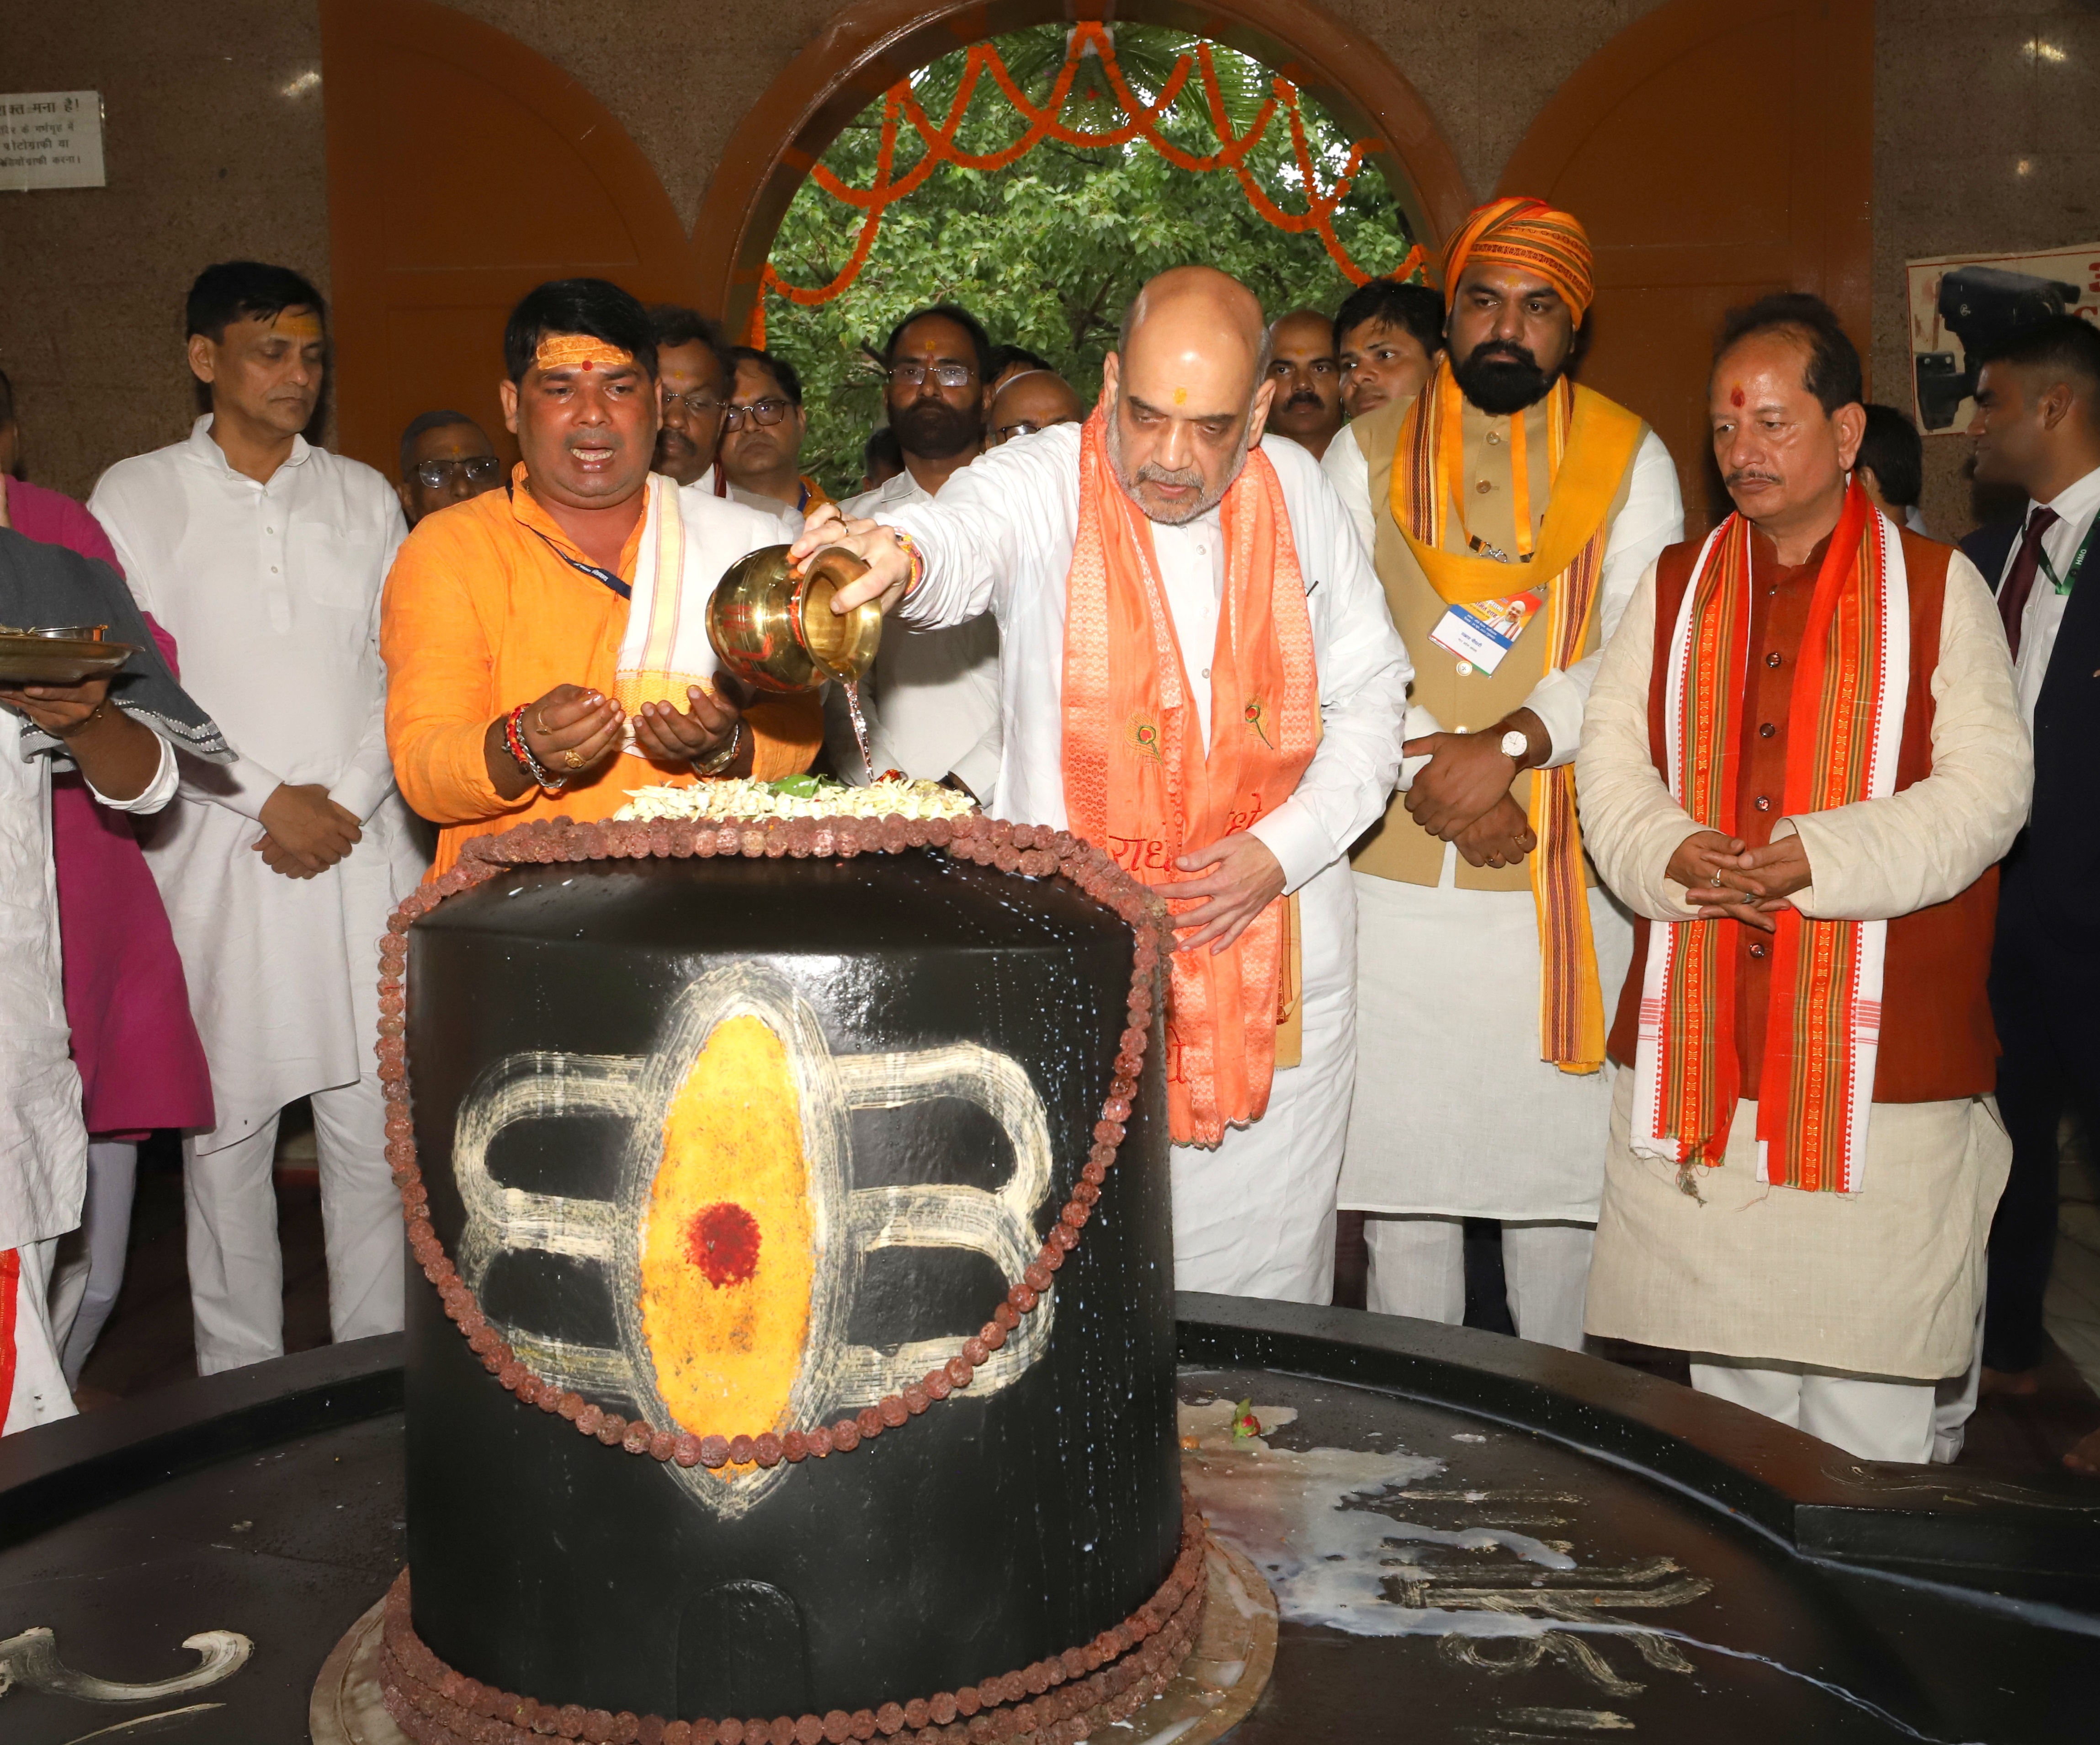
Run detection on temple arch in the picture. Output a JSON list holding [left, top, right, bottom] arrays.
[[689, 0, 1474, 340]]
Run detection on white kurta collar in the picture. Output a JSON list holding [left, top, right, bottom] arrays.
[[186, 412, 314, 484]]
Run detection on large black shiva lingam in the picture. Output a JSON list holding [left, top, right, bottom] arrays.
[[379, 812, 1196, 1741]]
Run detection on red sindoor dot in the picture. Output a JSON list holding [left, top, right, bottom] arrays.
[[686, 1202, 762, 1287]]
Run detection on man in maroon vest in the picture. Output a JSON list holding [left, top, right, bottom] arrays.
[[1574, 294, 2030, 1463]]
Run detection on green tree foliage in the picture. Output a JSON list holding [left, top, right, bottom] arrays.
[[763, 25, 1419, 492]]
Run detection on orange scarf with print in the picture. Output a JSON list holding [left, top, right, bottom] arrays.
[[1062, 411, 1320, 1146], [1632, 484, 1908, 1193]]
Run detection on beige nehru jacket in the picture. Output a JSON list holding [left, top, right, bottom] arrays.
[[1327, 392, 1676, 891]]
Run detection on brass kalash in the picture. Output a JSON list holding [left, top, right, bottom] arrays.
[[707, 543, 884, 777], [705, 545, 881, 693]]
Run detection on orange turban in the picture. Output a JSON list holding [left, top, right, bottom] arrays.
[[1441, 197, 1595, 325]]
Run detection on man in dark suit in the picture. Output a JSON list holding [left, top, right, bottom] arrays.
[[1964, 317, 2100, 1473]]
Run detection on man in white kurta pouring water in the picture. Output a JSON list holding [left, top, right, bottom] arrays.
[[793, 266, 1413, 1303]]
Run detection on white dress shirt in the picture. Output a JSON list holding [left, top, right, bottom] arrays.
[[1321, 419, 1682, 772], [2002, 462, 2100, 728], [840, 462, 1003, 798], [882, 421, 1412, 897], [708, 462, 805, 541], [89, 416, 427, 1150], [0, 713, 175, 1251]]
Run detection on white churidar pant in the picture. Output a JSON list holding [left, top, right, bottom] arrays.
[[47, 1138, 138, 1386], [182, 1065, 402, 1375], [1363, 1215, 1595, 1350]]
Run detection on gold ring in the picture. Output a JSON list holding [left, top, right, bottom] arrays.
[[533, 711, 550, 735], [562, 748, 585, 769]]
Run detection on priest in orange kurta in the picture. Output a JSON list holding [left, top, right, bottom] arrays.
[[383, 280, 820, 875]]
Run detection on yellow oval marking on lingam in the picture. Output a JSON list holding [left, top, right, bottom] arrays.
[[639, 1013, 814, 1461]]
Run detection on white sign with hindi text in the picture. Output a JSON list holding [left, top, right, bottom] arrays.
[[0, 92, 105, 192]]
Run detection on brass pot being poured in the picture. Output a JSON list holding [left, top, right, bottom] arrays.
[[706, 545, 882, 695]]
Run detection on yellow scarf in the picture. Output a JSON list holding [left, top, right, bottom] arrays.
[[1388, 360, 1644, 1072]]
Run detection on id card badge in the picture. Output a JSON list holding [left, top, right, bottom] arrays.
[[1427, 588, 1546, 675]]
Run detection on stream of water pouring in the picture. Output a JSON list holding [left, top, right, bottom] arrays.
[[840, 678, 876, 784]]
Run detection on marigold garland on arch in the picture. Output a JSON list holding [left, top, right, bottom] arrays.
[[746, 21, 1429, 346]]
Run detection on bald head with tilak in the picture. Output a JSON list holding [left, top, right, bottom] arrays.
[[1102, 266, 1276, 525]]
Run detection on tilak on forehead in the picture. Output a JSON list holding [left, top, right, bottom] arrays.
[[272, 309, 324, 341], [535, 332, 636, 374]]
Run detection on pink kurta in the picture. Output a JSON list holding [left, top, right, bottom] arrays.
[[6, 477, 213, 1136]]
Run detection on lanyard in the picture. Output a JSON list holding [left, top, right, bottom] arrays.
[[507, 481, 633, 599], [2035, 514, 2095, 597]]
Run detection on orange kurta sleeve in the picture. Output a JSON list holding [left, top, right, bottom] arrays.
[[385, 485, 823, 874], [381, 507, 530, 830]]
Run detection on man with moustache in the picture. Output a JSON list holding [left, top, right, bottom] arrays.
[[840, 304, 1000, 796], [396, 410, 504, 526], [646, 304, 730, 488], [1321, 199, 1682, 1349], [1263, 309, 1345, 461], [90, 261, 424, 1373], [1578, 295, 2026, 1461], [382, 278, 821, 878], [716, 346, 831, 527], [796, 266, 1412, 1302], [645, 309, 800, 536]]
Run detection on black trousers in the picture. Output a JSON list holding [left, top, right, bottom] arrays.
[[1983, 874, 2100, 1372]]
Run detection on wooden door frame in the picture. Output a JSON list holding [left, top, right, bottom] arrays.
[[690, 0, 1475, 339], [319, 0, 701, 470], [1499, 0, 1872, 347]]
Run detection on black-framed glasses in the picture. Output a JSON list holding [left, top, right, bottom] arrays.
[[412, 456, 503, 490], [660, 388, 725, 420], [889, 361, 975, 389], [992, 418, 1050, 444], [722, 398, 792, 431]]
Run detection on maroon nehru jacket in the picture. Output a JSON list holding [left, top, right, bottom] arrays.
[[1605, 526, 1999, 1101]]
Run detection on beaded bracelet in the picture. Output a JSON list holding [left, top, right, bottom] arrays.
[[503, 703, 566, 792]]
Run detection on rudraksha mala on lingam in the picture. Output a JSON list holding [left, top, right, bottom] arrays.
[[375, 809, 1205, 1745]]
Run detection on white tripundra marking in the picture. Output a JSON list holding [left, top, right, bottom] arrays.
[[447, 962, 1055, 1519]]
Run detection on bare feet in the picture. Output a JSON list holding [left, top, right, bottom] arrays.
[[2067, 1425, 2100, 1478], [1980, 1364, 2044, 1399]]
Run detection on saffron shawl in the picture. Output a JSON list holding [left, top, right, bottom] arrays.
[[1062, 412, 1319, 1146], [1388, 360, 1644, 1071], [1631, 484, 1909, 1194]]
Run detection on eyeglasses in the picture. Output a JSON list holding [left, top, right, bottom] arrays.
[[889, 362, 976, 389], [660, 389, 725, 420], [992, 419, 1051, 444], [722, 398, 793, 431], [412, 456, 504, 490]]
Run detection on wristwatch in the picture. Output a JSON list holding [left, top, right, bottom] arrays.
[[691, 720, 744, 777], [1499, 727, 1531, 764]]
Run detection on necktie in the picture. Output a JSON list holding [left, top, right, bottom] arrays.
[[1998, 504, 2059, 660]]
